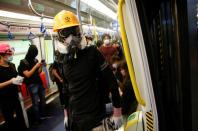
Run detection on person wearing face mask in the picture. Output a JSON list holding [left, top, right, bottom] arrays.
[[0, 43, 27, 130], [99, 34, 118, 65], [18, 44, 46, 125], [53, 10, 123, 131], [85, 34, 94, 46]]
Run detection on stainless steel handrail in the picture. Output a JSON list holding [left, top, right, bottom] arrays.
[[0, 21, 52, 28], [28, 0, 53, 19], [76, 0, 83, 33]]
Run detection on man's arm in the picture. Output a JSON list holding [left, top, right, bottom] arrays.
[[23, 62, 41, 78], [101, 66, 121, 108], [52, 68, 63, 82], [95, 46, 121, 107]]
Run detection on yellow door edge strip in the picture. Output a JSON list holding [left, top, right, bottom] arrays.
[[118, 0, 145, 106]]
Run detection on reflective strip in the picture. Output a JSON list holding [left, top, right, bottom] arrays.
[[100, 61, 108, 71], [146, 111, 154, 131]]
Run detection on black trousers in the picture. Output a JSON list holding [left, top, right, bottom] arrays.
[[67, 112, 104, 131], [0, 98, 27, 130], [56, 81, 68, 105]]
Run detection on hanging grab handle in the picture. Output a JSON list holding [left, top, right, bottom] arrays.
[[7, 26, 14, 40], [28, 26, 36, 40], [118, 0, 145, 106], [28, 32, 36, 40]]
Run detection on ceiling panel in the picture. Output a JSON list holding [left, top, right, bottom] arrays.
[[0, 0, 117, 29]]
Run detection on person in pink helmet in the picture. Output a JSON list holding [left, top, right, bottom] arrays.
[[0, 42, 27, 130]]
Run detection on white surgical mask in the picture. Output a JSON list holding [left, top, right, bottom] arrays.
[[104, 39, 110, 45], [57, 41, 68, 54], [64, 35, 73, 45], [8, 56, 13, 61], [112, 63, 118, 69], [4, 55, 13, 62]]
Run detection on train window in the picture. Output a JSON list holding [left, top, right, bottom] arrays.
[[44, 39, 54, 64]]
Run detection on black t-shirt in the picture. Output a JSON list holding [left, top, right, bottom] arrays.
[[53, 61, 62, 83], [62, 46, 121, 126], [0, 63, 18, 101], [18, 59, 42, 86]]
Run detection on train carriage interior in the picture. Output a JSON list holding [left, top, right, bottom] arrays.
[[0, 0, 197, 131]]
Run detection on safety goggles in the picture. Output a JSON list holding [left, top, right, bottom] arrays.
[[57, 27, 81, 43], [58, 29, 72, 43], [58, 28, 72, 39]]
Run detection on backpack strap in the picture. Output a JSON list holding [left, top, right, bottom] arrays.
[[22, 59, 29, 67]]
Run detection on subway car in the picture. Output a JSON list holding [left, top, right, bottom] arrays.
[[0, 0, 197, 131]]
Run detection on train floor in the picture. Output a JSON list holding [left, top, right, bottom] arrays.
[[0, 94, 124, 131], [0, 94, 65, 131], [28, 95, 65, 131]]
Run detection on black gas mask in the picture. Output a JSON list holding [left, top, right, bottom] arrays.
[[57, 26, 87, 62]]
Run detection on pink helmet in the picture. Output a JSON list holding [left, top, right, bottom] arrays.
[[0, 42, 14, 55]]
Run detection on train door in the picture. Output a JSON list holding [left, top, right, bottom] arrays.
[[120, 0, 197, 131], [118, 0, 158, 130]]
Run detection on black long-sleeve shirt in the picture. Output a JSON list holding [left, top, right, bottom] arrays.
[[62, 46, 121, 128], [121, 78, 137, 115]]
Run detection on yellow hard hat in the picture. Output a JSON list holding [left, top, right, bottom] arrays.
[[53, 10, 80, 32]]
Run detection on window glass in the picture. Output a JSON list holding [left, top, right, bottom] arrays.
[[44, 40, 54, 64], [0, 40, 30, 68]]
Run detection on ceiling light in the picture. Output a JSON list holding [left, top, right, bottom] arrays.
[[80, 0, 117, 20], [0, 10, 116, 33], [0, 10, 53, 24]]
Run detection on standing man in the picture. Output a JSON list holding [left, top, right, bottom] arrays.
[[53, 10, 123, 131]]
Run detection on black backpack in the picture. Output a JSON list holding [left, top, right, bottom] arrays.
[[49, 63, 56, 82]]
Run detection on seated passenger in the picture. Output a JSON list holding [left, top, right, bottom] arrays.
[[119, 61, 137, 118]]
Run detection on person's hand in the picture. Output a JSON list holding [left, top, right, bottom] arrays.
[[35, 62, 42, 68], [59, 79, 63, 83], [111, 108, 123, 130], [64, 116, 68, 130], [11, 76, 24, 85], [64, 109, 68, 130]]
